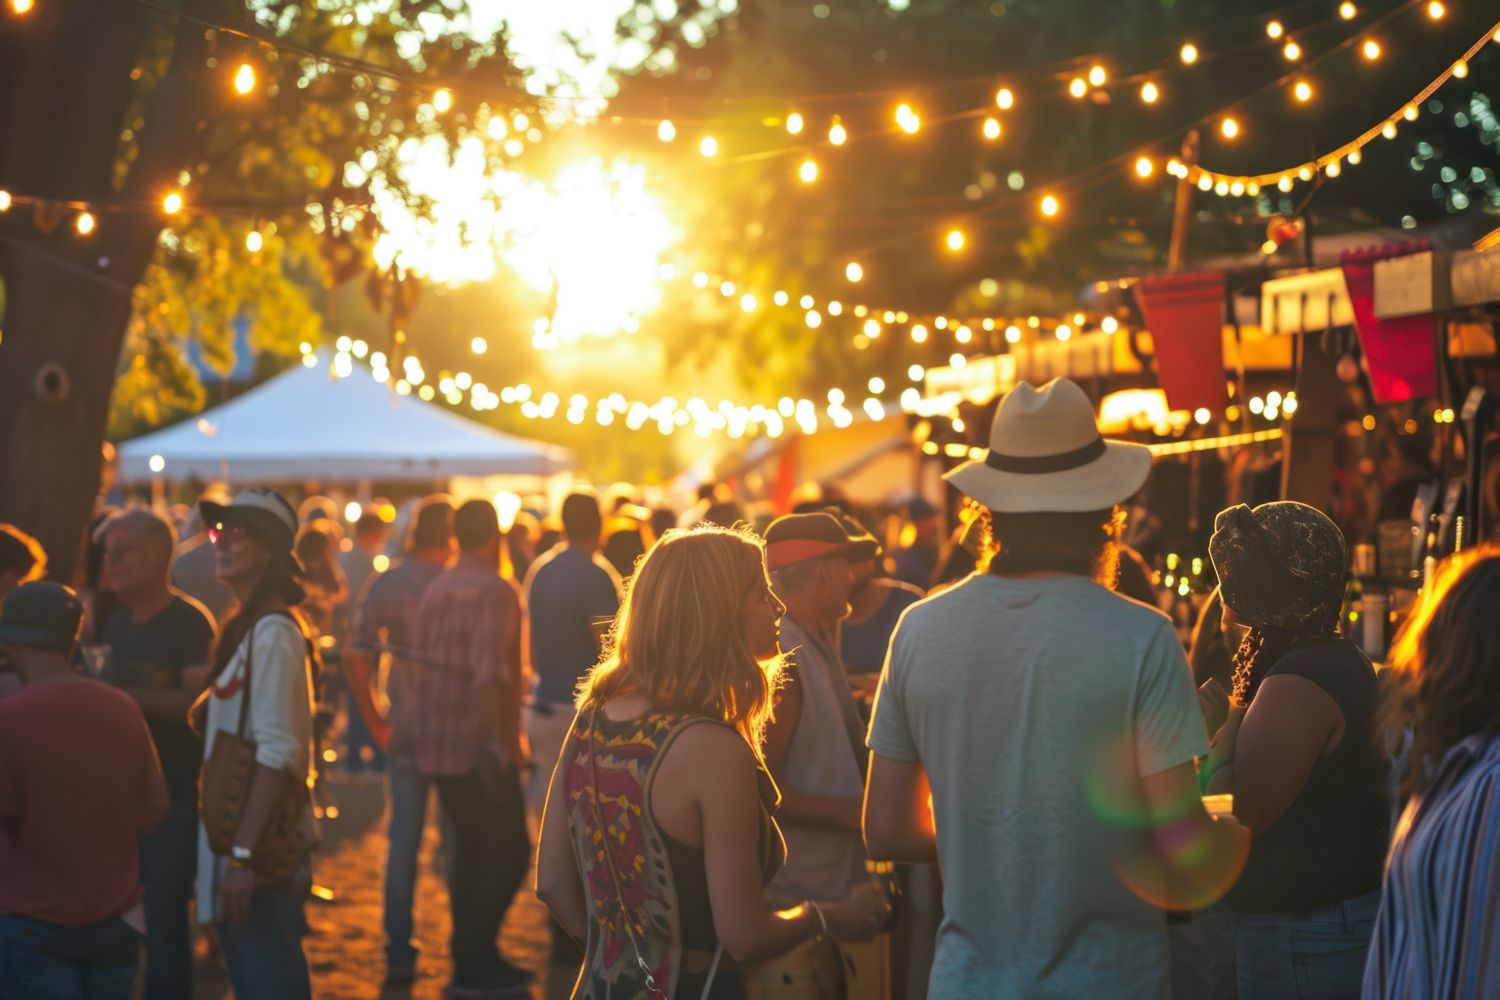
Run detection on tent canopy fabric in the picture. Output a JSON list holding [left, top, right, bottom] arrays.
[[116, 358, 573, 484]]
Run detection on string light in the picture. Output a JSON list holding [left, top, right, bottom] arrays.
[[828, 117, 847, 146], [786, 112, 804, 135], [982, 117, 1002, 140], [1294, 80, 1314, 102], [11, 0, 35, 13], [1140, 81, 1160, 104], [75, 211, 95, 236], [1362, 38, 1381, 60], [911, 324, 928, 343], [1005, 325, 1022, 344], [1180, 42, 1199, 64], [995, 87, 1015, 110], [845, 261, 863, 282], [1087, 65, 1107, 87], [233, 63, 256, 95], [0, 190, 11, 212], [1340, 2, 1357, 19], [1135, 156, 1154, 178], [1220, 116, 1240, 139], [1453, 59, 1469, 78], [244, 229, 263, 252], [162, 190, 184, 215], [1267, 20, 1285, 39], [1068, 78, 1087, 99], [657, 119, 676, 142], [895, 103, 921, 134], [1403, 104, 1418, 121], [1283, 40, 1302, 60], [432, 88, 453, 113], [1426, 1, 1444, 20], [799, 158, 818, 183], [944, 228, 966, 252], [1040, 193, 1060, 217], [699, 135, 718, 157]]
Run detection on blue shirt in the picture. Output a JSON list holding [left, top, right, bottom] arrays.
[[840, 583, 924, 673], [1364, 732, 1500, 998], [523, 545, 621, 705], [868, 572, 1207, 999]]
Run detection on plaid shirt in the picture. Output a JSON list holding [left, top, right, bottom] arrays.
[[409, 554, 522, 776], [355, 556, 444, 742]]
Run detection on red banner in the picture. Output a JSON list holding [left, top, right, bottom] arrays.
[[1135, 272, 1226, 412], [1339, 249, 1439, 404]]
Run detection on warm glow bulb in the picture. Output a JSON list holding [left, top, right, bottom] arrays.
[[1294, 80, 1313, 102], [1340, 2, 1357, 19], [786, 112, 804, 134], [0, 190, 11, 212], [1426, 1, 1444, 19], [1140, 81, 1159, 104], [1068, 78, 1087, 99], [995, 87, 1015, 110], [1267, 20, 1284, 39], [1220, 117, 1240, 139], [1180, 42, 1199, 64], [433, 88, 453, 113], [699, 135, 718, 157], [845, 261, 863, 283], [11, 0, 36, 12], [1348, 150, 1362, 165], [1362, 39, 1381, 60], [75, 211, 96, 235], [982, 117, 1002, 140], [799, 158, 818, 183], [162, 190, 184, 215], [1283, 40, 1301, 61], [1087, 65, 1107, 87], [233, 62, 256, 95], [657, 119, 676, 142], [1040, 194, 1060, 217], [1403, 105, 1418, 122], [945, 228, 966, 252], [1135, 156, 1154, 178], [1453, 60, 1469, 79], [1382, 121, 1398, 139], [829, 119, 847, 146], [244, 229, 264, 253], [895, 103, 921, 134]]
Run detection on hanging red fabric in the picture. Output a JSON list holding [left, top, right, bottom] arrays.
[[1339, 248, 1439, 404], [1135, 271, 1226, 413]]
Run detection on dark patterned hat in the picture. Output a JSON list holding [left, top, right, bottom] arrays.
[[1209, 501, 1346, 631]]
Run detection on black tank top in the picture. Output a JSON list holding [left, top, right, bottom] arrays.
[[1225, 638, 1389, 913]]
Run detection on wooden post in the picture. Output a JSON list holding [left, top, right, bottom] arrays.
[[1280, 330, 1342, 510], [1167, 130, 1200, 274]]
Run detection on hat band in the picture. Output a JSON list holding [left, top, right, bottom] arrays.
[[986, 436, 1107, 474], [766, 539, 846, 569]]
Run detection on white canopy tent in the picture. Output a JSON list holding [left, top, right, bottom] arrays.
[[116, 357, 573, 485]]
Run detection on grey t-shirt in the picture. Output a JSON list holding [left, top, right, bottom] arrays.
[[867, 572, 1207, 1000]]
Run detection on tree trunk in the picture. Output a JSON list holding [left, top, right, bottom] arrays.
[[0, 0, 218, 580]]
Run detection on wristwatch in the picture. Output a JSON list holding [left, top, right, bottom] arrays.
[[228, 845, 254, 869]]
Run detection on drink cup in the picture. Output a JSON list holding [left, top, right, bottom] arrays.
[[1201, 793, 1234, 819]]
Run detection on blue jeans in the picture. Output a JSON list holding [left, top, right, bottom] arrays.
[[384, 748, 433, 969], [215, 869, 313, 1000], [0, 913, 139, 1000], [139, 807, 198, 1000], [1231, 891, 1380, 1000]]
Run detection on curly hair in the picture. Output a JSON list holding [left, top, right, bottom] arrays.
[[1229, 612, 1337, 707], [1384, 547, 1500, 798]]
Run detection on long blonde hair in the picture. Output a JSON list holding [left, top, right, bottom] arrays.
[[578, 524, 784, 748]]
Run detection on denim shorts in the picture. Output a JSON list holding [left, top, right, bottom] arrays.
[[1231, 891, 1381, 1000]]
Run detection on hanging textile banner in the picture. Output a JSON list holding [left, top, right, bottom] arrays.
[[1135, 271, 1226, 413], [1340, 246, 1439, 404]]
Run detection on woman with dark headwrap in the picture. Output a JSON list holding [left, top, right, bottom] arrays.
[[1202, 502, 1388, 1000]]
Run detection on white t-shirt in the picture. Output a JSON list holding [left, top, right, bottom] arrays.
[[867, 572, 1207, 1000], [196, 614, 315, 922]]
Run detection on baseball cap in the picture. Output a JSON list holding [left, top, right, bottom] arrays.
[[0, 581, 86, 650]]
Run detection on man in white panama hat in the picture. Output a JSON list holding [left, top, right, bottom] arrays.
[[862, 378, 1248, 999]]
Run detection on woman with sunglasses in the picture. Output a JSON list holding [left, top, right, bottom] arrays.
[[536, 525, 888, 999], [194, 488, 317, 999]]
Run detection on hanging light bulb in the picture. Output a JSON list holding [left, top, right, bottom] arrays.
[[1266, 20, 1285, 39], [244, 228, 264, 253], [982, 117, 1002, 140], [1403, 105, 1418, 122], [161, 190, 184, 215], [945, 228, 966, 252], [432, 88, 453, 113], [1283, 40, 1302, 60], [1339, 2, 1357, 19], [786, 112, 804, 135], [1347, 149, 1363, 165], [1382, 121, 1398, 139], [1220, 116, 1240, 139], [233, 62, 256, 95], [1180, 42, 1200, 64], [1087, 65, 1107, 87], [1039, 194, 1060, 217], [657, 119, 676, 142], [1426, 0, 1444, 19], [799, 158, 818, 183], [0, 190, 11, 212], [75, 211, 96, 236], [895, 103, 921, 134], [828, 116, 847, 146], [1140, 81, 1160, 104], [1294, 80, 1314, 102], [1362, 38, 1381, 60], [1068, 78, 1087, 98], [699, 135, 718, 157], [1452, 59, 1469, 78], [11, 0, 36, 13], [845, 261, 864, 282], [1135, 156, 1154, 178], [995, 87, 1015, 109]]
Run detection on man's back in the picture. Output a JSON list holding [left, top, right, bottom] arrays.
[[0, 681, 152, 926], [359, 557, 444, 731], [867, 572, 1206, 999], [523, 546, 620, 705]]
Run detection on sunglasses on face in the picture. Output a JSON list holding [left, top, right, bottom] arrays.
[[208, 522, 250, 545]]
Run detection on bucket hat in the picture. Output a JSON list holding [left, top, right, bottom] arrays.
[[1209, 501, 1346, 630], [199, 487, 299, 559], [944, 378, 1153, 513]]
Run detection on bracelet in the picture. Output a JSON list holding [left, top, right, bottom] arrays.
[[807, 900, 829, 941]]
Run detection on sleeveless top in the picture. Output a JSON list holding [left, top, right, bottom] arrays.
[[1224, 638, 1389, 913], [562, 705, 783, 999]]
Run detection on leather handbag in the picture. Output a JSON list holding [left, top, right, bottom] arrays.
[[200, 612, 315, 882]]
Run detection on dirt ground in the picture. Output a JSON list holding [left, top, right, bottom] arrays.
[[185, 775, 576, 1000]]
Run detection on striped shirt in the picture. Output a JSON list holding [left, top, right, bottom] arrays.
[[1364, 731, 1500, 998], [409, 554, 522, 776]]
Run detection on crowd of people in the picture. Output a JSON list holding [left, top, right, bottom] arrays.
[[1, 375, 1498, 1000]]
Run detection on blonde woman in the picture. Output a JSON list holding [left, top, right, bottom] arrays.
[[537, 525, 887, 999]]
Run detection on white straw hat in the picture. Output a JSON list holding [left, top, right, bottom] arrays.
[[943, 378, 1153, 513]]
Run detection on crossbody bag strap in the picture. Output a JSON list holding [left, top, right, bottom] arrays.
[[235, 618, 258, 739], [585, 704, 669, 1000]]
